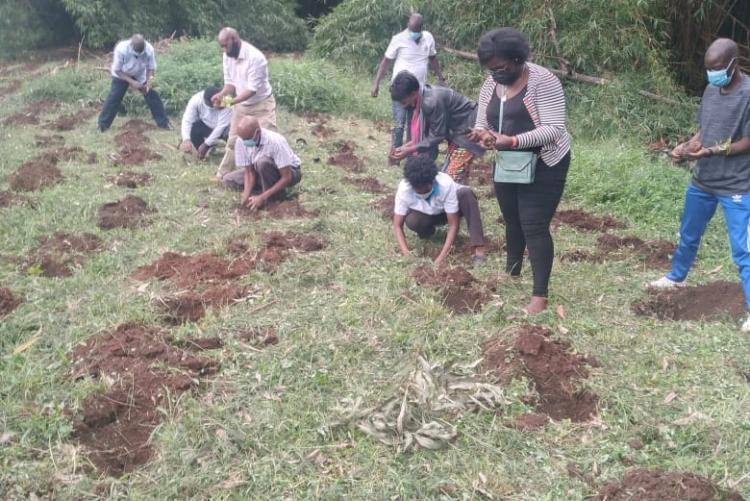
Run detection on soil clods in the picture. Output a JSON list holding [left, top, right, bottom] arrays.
[[237, 199, 319, 220], [98, 195, 154, 229], [413, 265, 491, 314], [113, 120, 162, 165], [372, 194, 395, 220], [328, 141, 365, 172], [0, 287, 22, 317], [595, 468, 745, 501], [565, 234, 675, 269], [0, 190, 31, 208], [343, 176, 388, 193], [9, 158, 63, 192], [107, 171, 153, 188], [482, 325, 598, 422], [553, 209, 625, 233], [25, 231, 103, 277], [71, 324, 220, 476], [633, 281, 746, 322]]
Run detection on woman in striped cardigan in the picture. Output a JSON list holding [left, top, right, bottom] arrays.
[[469, 27, 571, 314]]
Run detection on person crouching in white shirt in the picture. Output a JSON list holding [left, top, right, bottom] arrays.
[[180, 87, 232, 159], [393, 156, 486, 266], [223, 116, 302, 211]]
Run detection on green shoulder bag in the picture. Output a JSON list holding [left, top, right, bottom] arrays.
[[493, 88, 537, 184]]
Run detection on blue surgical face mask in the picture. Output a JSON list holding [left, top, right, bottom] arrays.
[[414, 181, 437, 200], [243, 138, 258, 148], [707, 58, 736, 88], [409, 30, 422, 42]]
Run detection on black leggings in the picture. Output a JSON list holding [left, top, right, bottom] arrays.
[[494, 151, 570, 297]]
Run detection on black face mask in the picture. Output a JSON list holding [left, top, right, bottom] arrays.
[[227, 42, 240, 58], [491, 69, 520, 86]]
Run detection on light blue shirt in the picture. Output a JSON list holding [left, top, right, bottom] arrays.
[[110, 40, 156, 84]]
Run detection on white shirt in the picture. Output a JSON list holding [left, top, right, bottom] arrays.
[[394, 172, 458, 216], [385, 30, 437, 87], [180, 91, 232, 146], [235, 128, 301, 170], [223, 41, 273, 106], [111, 40, 156, 84]]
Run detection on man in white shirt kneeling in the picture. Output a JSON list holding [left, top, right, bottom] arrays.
[[180, 87, 232, 159], [393, 156, 486, 266], [223, 117, 302, 211]]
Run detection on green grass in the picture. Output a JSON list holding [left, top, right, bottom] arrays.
[[1, 54, 749, 500]]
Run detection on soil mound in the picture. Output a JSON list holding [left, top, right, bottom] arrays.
[[237, 199, 319, 219], [262, 231, 326, 253], [158, 293, 207, 324], [482, 325, 598, 422], [34, 134, 65, 147], [181, 337, 223, 351], [413, 265, 490, 314], [595, 468, 745, 501], [343, 176, 387, 193], [116, 147, 163, 166], [114, 130, 150, 148], [372, 194, 395, 220], [0, 287, 22, 317], [40, 146, 84, 163], [633, 281, 745, 321], [120, 118, 156, 133], [0, 190, 31, 208], [2, 100, 59, 126], [455, 237, 505, 264], [107, 171, 153, 188], [564, 234, 675, 269], [71, 324, 220, 476], [510, 413, 547, 431], [26, 232, 103, 277], [113, 123, 162, 165], [238, 326, 279, 347], [98, 195, 154, 229], [8, 159, 63, 192], [554, 209, 625, 232], [48, 107, 97, 131], [328, 141, 365, 172], [132, 252, 250, 289]]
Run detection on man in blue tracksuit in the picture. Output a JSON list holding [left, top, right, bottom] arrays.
[[651, 38, 750, 331]]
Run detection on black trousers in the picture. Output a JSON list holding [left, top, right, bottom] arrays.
[[98, 77, 169, 131], [189, 120, 229, 149], [494, 151, 570, 297]]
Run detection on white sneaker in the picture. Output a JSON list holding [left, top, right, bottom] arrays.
[[741, 315, 750, 333], [649, 276, 686, 289]]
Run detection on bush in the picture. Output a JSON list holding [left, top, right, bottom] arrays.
[[22, 67, 107, 103], [0, 0, 75, 58]]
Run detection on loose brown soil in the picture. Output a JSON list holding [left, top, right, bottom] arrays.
[[2, 100, 60, 126], [8, 159, 63, 192], [509, 413, 548, 431], [25, 231, 103, 278], [229, 230, 326, 272], [633, 281, 746, 321], [237, 199, 319, 220], [34, 134, 65, 147], [116, 147, 163, 166], [181, 336, 224, 351], [595, 468, 745, 501], [553, 209, 625, 233], [0, 287, 22, 317], [40, 146, 85, 163], [113, 122, 162, 165], [0, 190, 31, 208], [328, 141, 365, 173], [372, 194, 395, 220], [413, 265, 491, 314], [114, 130, 150, 149], [132, 252, 251, 289], [303, 113, 335, 138], [120, 118, 157, 133], [71, 323, 220, 476], [238, 326, 279, 347], [48, 107, 97, 131], [107, 171, 153, 188], [455, 237, 505, 264], [564, 234, 675, 269], [98, 195, 154, 230], [158, 293, 207, 324], [468, 160, 493, 186], [343, 176, 387, 193], [482, 325, 598, 422]]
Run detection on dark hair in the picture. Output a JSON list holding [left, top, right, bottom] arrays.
[[203, 86, 220, 106], [390, 71, 420, 101], [477, 28, 530, 66], [404, 156, 437, 187]]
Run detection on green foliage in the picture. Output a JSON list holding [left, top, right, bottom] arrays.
[[59, 0, 309, 51], [0, 0, 75, 58], [21, 67, 106, 102]]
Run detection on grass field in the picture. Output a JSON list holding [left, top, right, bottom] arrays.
[[1, 50, 749, 500]]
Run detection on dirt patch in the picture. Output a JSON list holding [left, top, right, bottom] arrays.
[[8, 159, 63, 192], [482, 325, 598, 422], [0, 287, 22, 317], [413, 265, 491, 314], [468, 159, 493, 186], [115, 147, 163, 166], [302, 113, 335, 138], [237, 199, 319, 220], [372, 194, 395, 220], [343, 176, 387, 193], [509, 413, 547, 431], [120, 118, 157, 133], [328, 141, 365, 173], [564, 234, 675, 269], [158, 293, 207, 324], [113, 122, 162, 166], [47, 107, 97, 131], [454, 237, 505, 264], [181, 337, 223, 351], [114, 129, 150, 149], [0, 190, 31, 208], [595, 468, 745, 501], [25, 232, 103, 278], [228, 230, 326, 272], [98, 195, 154, 229], [71, 323, 220, 476], [238, 326, 279, 347], [553, 209, 625, 233], [35, 134, 65, 147], [107, 171, 153, 188], [633, 281, 746, 322], [40, 146, 85, 164], [132, 252, 250, 289], [2, 99, 60, 126]]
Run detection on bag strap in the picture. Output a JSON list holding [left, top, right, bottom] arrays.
[[497, 85, 506, 135]]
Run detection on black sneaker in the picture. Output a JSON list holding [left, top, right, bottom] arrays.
[[160, 122, 174, 131]]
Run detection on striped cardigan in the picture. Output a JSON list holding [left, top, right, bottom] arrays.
[[475, 62, 571, 166]]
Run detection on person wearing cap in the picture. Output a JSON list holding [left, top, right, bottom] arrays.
[[179, 86, 232, 159]]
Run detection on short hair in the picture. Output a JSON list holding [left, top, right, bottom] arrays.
[[404, 156, 437, 187], [203, 86, 220, 106], [477, 28, 530, 66], [390, 71, 420, 102]]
